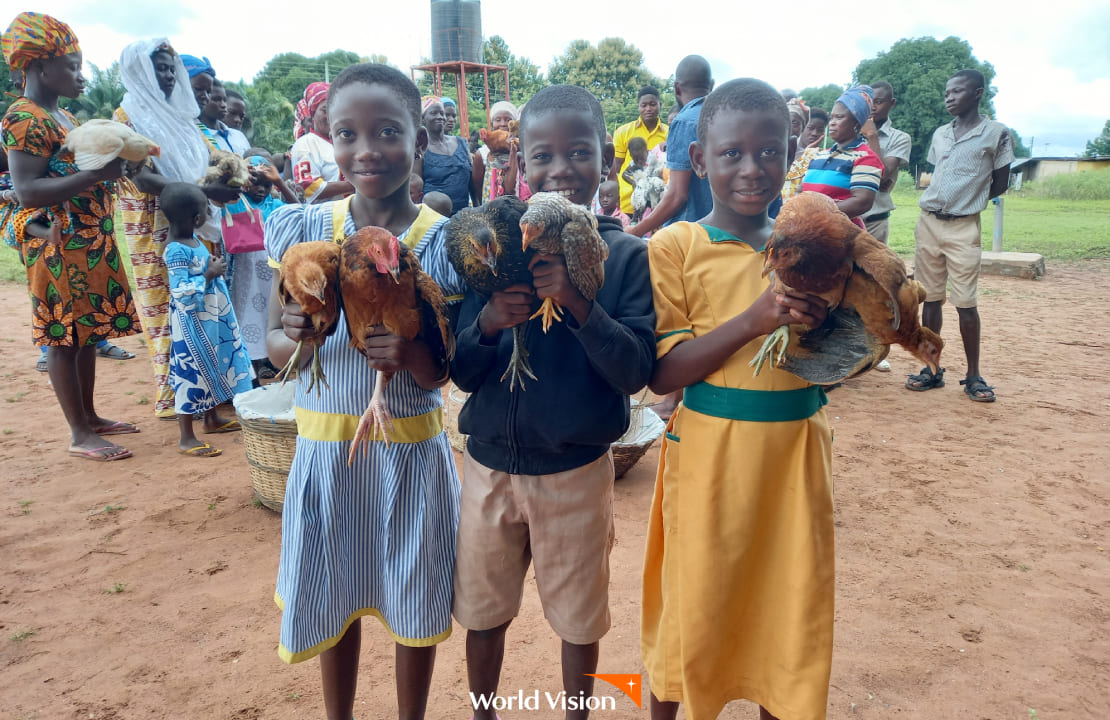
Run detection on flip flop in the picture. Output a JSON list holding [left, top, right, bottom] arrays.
[[95, 420, 140, 436], [179, 442, 222, 457], [35, 356, 48, 372], [97, 343, 135, 360], [204, 419, 241, 434], [69, 445, 133, 462]]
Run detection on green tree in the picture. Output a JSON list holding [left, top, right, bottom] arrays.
[[1085, 120, 1110, 157], [547, 38, 668, 132], [253, 50, 364, 106], [799, 84, 844, 113], [226, 79, 295, 152], [1010, 129, 1031, 159], [65, 62, 125, 121], [853, 36, 997, 169]]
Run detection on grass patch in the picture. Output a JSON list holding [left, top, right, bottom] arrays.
[[9, 628, 35, 642], [1023, 169, 1110, 201], [887, 179, 1110, 261], [18, 499, 33, 515], [104, 582, 127, 594]]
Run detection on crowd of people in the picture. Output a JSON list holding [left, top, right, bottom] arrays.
[[2, 11, 1013, 720]]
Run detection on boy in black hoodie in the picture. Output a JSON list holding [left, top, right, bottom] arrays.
[[451, 85, 655, 719]]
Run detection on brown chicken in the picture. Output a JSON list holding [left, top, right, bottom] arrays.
[[519, 191, 608, 332], [276, 240, 342, 394], [752, 192, 942, 383], [340, 226, 455, 462]]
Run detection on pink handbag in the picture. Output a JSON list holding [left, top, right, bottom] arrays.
[[220, 203, 265, 254]]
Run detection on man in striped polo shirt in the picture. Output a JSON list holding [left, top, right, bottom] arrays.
[[906, 69, 1013, 402]]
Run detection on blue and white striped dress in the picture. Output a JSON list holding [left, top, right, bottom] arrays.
[[265, 201, 465, 663]]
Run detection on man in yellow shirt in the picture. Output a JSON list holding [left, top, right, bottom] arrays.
[[609, 86, 668, 215]]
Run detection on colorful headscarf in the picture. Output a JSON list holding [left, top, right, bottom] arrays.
[[180, 54, 215, 79], [293, 81, 329, 139], [786, 98, 810, 129], [836, 85, 874, 128], [489, 100, 519, 122], [1, 12, 80, 71], [421, 95, 441, 114]]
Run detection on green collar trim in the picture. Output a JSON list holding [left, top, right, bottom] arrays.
[[700, 224, 765, 250]]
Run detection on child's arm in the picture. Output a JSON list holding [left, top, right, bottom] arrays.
[[253, 163, 298, 204], [621, 165, 638, 187], [530, 240, 657, 396], [204, 254, 227, 281]]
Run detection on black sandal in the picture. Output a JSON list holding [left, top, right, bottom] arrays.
[[960, 375, 996, 402], [905, 366, 944, 391]]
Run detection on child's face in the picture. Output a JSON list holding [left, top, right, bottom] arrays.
[[598, 183, 618, 212], [330, 83, 426, 202], [519, 109, 612, 208], [631, 147, 648, 166], [409, 175, 424, 203], [245, 179, 271, 203], [190, 73, 213, 114], [692, 107, 790, 219], [444, 104, 457, 132], [225, 97, 246, 129], [490, 110, 513, 132], [801, 118, 826, 148], [205, 85, 227, 121]]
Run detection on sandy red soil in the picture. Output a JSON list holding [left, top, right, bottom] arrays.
[[1, 261, 1108, 719]]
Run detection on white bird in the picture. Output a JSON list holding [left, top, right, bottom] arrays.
[[62, 119, 161, 171]]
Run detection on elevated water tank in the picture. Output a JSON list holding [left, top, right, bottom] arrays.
[[430, 0, 483, 64]]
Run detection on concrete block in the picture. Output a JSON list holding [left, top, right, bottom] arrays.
[[981, 251, 1045, 280]]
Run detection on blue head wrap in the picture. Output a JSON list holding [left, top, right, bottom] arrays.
[[836, 85, 874, 128], [247, 154, 271, 168], [441, 96, 456, 107], [180, 54, 215, 79]]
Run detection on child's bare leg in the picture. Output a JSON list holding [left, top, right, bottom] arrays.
[[320, 618, 361, 720], [395, 643, 436, 720], [466, 620, 511, 720], [49, 345, 126, 457], [649, 695, 678, 720], [561, 640, 599, 720]]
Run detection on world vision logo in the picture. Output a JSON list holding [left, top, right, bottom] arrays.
[[587, 673, 643, 708]]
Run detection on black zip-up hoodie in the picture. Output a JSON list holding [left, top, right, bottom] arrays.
[[450, 214, 656, 475]]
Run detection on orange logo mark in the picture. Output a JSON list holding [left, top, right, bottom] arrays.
[[587, 673, 642, 708]]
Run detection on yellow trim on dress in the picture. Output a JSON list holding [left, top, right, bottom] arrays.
[[274, 593, 452, 663], [294, 406, 443, 443]]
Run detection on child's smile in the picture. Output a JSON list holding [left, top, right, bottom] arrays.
[[520, 109, 611, 208], [329, 84, 423, 201]]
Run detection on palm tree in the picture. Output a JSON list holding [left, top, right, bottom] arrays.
[[66, 62, 125, 121]]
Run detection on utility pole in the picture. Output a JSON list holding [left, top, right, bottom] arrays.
[[325, 61, 330, 83]]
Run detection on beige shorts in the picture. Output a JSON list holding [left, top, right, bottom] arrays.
[[913, 211, 982, 308], [453, 450, 615, 644]]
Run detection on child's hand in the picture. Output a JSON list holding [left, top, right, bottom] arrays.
[[204, 255, 227, 280], [280, 301, 316, 343], [478, 283, 535, 337], [361, 326, 411, 375], [203, 181, 242, 204], [251, 163, 281, 183], [748, 285, 828, 335], [529, 254, 590, 323]]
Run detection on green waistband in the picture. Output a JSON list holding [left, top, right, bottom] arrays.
[[683, 381, 828, 422]]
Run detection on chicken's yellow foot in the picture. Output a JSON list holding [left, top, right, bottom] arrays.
[[528, 297, 564, 333], [347, 373, 394, 465], [277, 340, 303, 387], [304, 345, 331, 397], [749, 326, 791, 376]]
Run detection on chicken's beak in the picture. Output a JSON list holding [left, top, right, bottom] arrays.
[[520, 223, 540, 251], [387, 266, 401, 284], [483, 254, 498, 275]]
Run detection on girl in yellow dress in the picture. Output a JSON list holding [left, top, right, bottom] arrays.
[[641, 79, 834, 720]]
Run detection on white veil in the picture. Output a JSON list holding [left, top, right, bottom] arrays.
[[119, 39, 209, 185], [119, 39, 221, 243]]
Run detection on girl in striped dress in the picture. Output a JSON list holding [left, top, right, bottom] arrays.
[[264, 63, 464, 720]]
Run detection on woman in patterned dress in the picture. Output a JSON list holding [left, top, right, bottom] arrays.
[[2, 12, 141, 461]]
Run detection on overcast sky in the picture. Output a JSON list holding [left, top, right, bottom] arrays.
[[26, 0, 1110, 156]]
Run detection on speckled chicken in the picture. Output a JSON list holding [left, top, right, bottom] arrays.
[[752, 192, 943, 383], [340, 226, 454, 462], [445, 196, 537, 389], [276, 240, 342, 394], [518, 191, 608, 332]]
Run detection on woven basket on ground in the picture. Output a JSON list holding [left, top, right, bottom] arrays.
[[611, 397, 667, 479], [233, 384, 298, 513]]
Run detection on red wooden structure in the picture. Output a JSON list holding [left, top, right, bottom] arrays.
[[410, 60, 509, 138]]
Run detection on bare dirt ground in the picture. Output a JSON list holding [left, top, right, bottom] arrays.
[[1, 261, 1108, 720]]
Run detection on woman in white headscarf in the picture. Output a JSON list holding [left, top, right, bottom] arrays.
[[472, 100, 531, 203], [113, 39, 241, 419]]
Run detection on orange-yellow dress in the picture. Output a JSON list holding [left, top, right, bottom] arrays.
[[641, 222, 834, 720]]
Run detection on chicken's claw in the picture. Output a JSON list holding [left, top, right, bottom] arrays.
[[500, 325, 539, 391], [348, 401, 395, 464], [749, 326, 791, 376], [277, 340, 303, 387], [529, 297, 564, 333]]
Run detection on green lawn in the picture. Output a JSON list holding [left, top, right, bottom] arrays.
[[886, 183, 1110, 260]]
